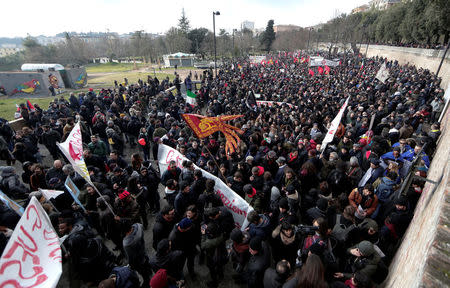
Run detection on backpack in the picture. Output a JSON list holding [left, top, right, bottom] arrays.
[[331, 214, 356, 243], [375, 182, 394, 202]]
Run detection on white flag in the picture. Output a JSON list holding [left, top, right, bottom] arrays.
[[57, 122, 92, 185], [40, 189, 65, 200], [0, 197, 62, 287], [376, 63, 390, 83], [321, 97, 350, 150], [158, 144, 253, 230]]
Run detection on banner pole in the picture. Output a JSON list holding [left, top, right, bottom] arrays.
[[203, 145, 230, 186], [91, 184, 117, 217]]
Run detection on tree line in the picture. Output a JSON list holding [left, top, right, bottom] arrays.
[[1, 0, 448, 70]]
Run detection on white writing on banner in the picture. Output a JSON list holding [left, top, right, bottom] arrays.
[[249, 56, 266, 64], [57, 122, 91, 185], [256, 101, 298, 109], [376, 63, 390, 83], [322, 97, 350, 150], [0, 197, 62, 288], [309, 58, 340, 67], [158, 145, 253, 229]]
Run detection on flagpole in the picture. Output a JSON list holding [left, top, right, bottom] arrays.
[[91, 184, 117, 217], [203, 144, 230, 186], [38, 189, 60, 213]]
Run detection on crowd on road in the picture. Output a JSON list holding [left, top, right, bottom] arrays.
[[0, 50, 446, 288]]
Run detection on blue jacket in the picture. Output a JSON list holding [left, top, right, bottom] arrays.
[[381, 151, 404, 164], [401, 150, 430, 167], [375, 176, 396, 202]]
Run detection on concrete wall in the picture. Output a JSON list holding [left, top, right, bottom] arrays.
[[363, 45, 450, 89], [65, 67, 87, 89], [0, 71, 66, 97], [382, 101, 450, 287]]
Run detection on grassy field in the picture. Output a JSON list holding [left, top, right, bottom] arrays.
[[0, 97, 53, 121], [85, 62, 198, 73], [85, 62, 150, 73], [88, 71, 175, 87]]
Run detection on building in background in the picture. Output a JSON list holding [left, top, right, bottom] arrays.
[[369, 0, 401, 10], [241, 21, 255, 31], [351, 4, 370, 14], [273, 25, 302, 34]]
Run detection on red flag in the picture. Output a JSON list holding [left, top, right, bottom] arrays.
[[308, 69, 315, 76], [294, 57, 298, 63], [26, 100, 35, 112], [324, 65, 330, 74], [181, 114, 244, 155], [318, 67, 324, 75]]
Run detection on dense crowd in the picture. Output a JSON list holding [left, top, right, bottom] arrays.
[[0, 50, 446, 288]]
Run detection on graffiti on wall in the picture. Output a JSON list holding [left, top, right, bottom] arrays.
[[75, 72, 86, 86], [48, 74, 59, 88], [11, 79, 40, 95]]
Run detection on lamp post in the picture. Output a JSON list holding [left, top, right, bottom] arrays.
[[306, 27, 313, 52], [213, 11, 220, 77]]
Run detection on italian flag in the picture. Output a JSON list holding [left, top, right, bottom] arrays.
[[186, 90, 197, 107]]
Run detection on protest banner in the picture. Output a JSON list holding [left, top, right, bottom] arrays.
[[0, 190, 24, 216], [158, 144, 253, 229], [65, 177, 87, 213], [57, 122, 91, 185], [0, 196, 62, 288], [256, 100, 298, 109], [321, 96, 350, 151], [375, 63, 390, 83]]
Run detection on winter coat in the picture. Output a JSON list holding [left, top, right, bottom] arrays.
[[123, 223, 149, 268], [248, 214, 272, 240], [152, 214, 175, 249], [348, 188, 378, 216], [0, 167, 29, 198], [246, 241, 271, 288]]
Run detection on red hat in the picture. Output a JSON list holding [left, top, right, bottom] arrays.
[[119, 190, 130, 200], [89, 88, 93, 91], [150, 269, 168, 288]]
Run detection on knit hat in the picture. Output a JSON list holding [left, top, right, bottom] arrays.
[[178, 218, 193, 229], [230, 228, 244, 243], [156, 239, 170, 254], [249, 237, 262, 251], [278, 198, 289, 209], [317, 198, 328, 211], [357, 240, 375, 257], [395, 196, 408, 207], [119, 190, 130, 200], [150, 269, 168, 288]]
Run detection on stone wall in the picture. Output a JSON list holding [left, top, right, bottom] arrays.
[[382, 99, 450, 287], [364, 45, 450, 89]]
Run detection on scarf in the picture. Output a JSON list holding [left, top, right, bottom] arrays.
[[280, 231, 296, 245]]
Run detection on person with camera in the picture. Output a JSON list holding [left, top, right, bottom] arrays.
[[200, 222, 227, 288], [333, 240, 381, 283], [271, 221, 301, 268]]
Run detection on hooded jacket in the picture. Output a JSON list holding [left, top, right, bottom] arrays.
[[123, 223, 148, 268]]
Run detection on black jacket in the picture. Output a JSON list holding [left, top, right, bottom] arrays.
[[152, 214, 175, 249]]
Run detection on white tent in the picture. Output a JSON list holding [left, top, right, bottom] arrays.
[[21, 63, 65, 71], [163, 52, 195, 68]]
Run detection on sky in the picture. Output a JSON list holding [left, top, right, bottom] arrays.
[[1, 0, 369, 38]]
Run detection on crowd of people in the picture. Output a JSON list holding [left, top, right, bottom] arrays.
[[0, 50, 446, 288]]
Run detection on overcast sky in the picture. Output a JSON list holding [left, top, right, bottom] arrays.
[[1, 0, 369, 37]]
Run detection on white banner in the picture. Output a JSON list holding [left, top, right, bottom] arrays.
[[0, 197, 62, 287], [375, 63, 390, 83], [57, 122, 92, 185], [322, 96, 350, 150], [40, 189, 65, 200], [256, 100, 298, 109], [158, 144, 253, 229], [310, 58, 340, 67]]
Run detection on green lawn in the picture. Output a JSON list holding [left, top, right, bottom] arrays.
[[85, 62, 149, 73], [88, 71, 175, 86], [0, 97, 54, 121]]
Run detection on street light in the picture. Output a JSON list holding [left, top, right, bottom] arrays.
[[306, 27, 313, 52], [213, 11, 220, 77]]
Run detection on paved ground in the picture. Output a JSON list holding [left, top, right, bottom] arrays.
[[2, 141, 247, 288]]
